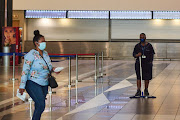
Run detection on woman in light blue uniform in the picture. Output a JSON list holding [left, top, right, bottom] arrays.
[[19, 30, 60, 120]]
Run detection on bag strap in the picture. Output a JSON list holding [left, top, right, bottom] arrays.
[[39, 54, 52, 75]]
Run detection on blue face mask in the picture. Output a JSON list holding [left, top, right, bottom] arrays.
[[140, 39, 145, 42], [38, 42, 46, 50]]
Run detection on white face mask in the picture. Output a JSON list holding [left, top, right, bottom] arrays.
[[38, 42, 46, 50]]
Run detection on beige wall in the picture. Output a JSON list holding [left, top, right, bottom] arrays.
[[111, 20, 180, 39], [26, 19, 109, 41], [26, 19, 180, 41], [13, 0, 180, 11]]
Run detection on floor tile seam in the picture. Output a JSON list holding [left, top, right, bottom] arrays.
[[95, 85, 136, 120], [170, 77, 180, 120], [107, 98, 137, 120], [151, 63, 178, 96], [72, 71, 134, 120], [151, 63, 177, 83], [105, 77, 145, 119], [152, 66, 178, 120], [0, 97, 19, 106], [108, 68, 169, 116], [0, 103, 28, 117], [57, 62, 122, 84]]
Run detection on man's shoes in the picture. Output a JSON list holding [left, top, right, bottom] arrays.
[[135, 89, 141, 96], [144, 88, 149, 96]]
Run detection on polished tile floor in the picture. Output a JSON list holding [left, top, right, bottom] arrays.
[[1, 59, 180, 120]]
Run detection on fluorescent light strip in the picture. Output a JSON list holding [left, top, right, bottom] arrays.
[[25, 10, 66, 18], [153, 11, 180, 19], [110, 11, 152, 19], [68, 11, 109, 19]]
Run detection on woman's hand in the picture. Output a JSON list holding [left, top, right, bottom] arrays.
[[53, 67, 61, 74], [19, 88, 25, 95]]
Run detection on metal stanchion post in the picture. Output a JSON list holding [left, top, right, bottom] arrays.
[[94, 54, 97, 82], [12, 80, 15, 107], [97, 52, 100, 78], [76, 54, 78, 104], [3, 46, 10, 66], [12, 53, 15, 80], [95, 82, 98, 96], [10, 53, 18, 81], [10, 53, 18, 106], [68, 56, 71, 88], [29, 97, 33, 120], [101, 78, 104, 93], [77, 54, 82, 82], [68, 87, 71, 111], [49, 110, 52, 120], [64, 56, 75, 88], [49, 87, 52, 111], [101, 52, 104, 77]]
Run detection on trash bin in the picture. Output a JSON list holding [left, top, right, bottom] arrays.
[[3, 46, 10, 66]]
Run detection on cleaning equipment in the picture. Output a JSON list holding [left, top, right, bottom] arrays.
[[130, 56, 156, 99]]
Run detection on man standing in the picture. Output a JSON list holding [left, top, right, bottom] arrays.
[[133, 33, 155, 96]]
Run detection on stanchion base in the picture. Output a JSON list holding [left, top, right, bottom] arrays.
[[9, 78, 18, 81], [28, 97, 33, 101], [130, 96, 156, 99], [100, 73, 106, 77], [49, 107, 52, 112], [64, 85, 75, 88], [72, 80, 83, 83], [97, 75, 101, 78], [97, 74, 106, 78]]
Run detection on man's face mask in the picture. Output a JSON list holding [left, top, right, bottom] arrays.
[[140, 39, 145, 42]]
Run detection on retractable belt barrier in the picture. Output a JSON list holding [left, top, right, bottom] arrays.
[[3, 52, 104, 117]]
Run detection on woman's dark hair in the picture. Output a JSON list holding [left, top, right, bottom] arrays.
[[33, 30, 44, 46]]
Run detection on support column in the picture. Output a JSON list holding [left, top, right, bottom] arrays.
[[0, 0, 5, 52], [7, 0, 12, 27], [0, 0, 12, 52]]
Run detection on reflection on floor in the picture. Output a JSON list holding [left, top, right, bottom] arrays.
[[1, 60, 180, 120]]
